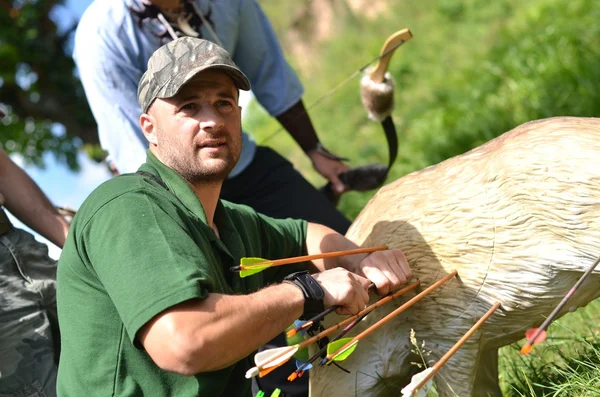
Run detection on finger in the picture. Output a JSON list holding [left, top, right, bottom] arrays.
[[353, 276, 370, 307], [381, 250, 406, 286], [328, 173, 346, 194], [392, 249, 412, 279], [360, 265, 390, 296]]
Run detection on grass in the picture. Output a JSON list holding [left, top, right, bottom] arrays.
[[499, 300, 600, 396]]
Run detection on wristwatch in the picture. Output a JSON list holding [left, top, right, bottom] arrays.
[[283, 271, 325, 320]]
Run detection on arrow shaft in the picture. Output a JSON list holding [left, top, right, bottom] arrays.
[[411, 302, 501, 394], [328, 270, 458, 361], [524, 254, 600, 349], [243, 246, 388, 270]]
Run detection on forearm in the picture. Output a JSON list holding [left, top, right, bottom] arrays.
[[141, 282, 304, 374], [0, 151, 69, 247], [305, 222, 367, 272], [275, 100, 320, 153]]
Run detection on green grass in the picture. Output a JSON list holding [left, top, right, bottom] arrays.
[[499, 300, 600, 396]]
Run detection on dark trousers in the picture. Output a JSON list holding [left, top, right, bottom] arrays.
[[221, 147, 351, 396], [221, 146, 351, 235]]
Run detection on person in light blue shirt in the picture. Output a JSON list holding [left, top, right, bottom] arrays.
[[73, 0, 351, 235]]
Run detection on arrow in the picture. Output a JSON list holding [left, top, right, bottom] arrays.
[[287, 306, 339, 338], [232, 246, 388, 278], [245, 280, 421, 378], [323, 270, 458, 364], [288, 312, 370, 381], [521, 254, 600, 354], [401, 301, 501, 396]]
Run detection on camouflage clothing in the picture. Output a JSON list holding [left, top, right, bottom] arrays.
[[137, 37, 250, 113], [0, 227, 59, 397]]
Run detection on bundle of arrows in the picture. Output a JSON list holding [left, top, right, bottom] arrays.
[[245, 270, 459, 380]]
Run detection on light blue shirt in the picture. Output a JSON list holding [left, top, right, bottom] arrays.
[[74, 0, 304, 175]]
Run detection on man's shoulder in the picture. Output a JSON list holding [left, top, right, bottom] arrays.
[[75, 0, 130, 47], [73, 173, 175, 227]]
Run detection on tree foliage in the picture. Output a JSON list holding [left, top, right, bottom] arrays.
[[0, 0, 100, 170]]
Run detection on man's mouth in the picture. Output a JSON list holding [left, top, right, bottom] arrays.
[[199, 139, 227, 149]]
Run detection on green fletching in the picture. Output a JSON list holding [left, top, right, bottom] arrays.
[[239, 257, 273, 278], [327, 339, 359, 362], [326, 338, 353, 355], [240, 257, 271, 265], [240, 264, 272, 278]]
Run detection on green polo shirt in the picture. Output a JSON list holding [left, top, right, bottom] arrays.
[[57, 151, 307, 396]]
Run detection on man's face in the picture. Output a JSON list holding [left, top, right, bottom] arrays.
[[144, 70, 242, 184]]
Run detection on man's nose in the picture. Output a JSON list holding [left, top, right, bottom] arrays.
[[198, 106, 225, 131]]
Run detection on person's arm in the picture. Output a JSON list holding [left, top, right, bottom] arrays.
[[139, 266, 370, 374], [233, 0, 349, 193], [72, 15, 148, 174], [276, 101, 350, 194], [304, 222, 413, 296], [0, 150, 69, 247]]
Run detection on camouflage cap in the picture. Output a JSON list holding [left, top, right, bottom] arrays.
[[137, 37, 251, 113]]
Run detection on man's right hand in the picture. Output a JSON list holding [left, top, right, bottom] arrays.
[[312, 267, 371, 315]]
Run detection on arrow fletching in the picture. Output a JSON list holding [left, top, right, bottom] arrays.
[[254, 345, 299, 369], [327, 338, 359, 362], [520, 328, 547, 354], [241, 265, 272, 278], [525, 328, 547, 344], [401, 367, 434, 397]]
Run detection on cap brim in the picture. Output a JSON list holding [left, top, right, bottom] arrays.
[[156, 64, 251, 102]]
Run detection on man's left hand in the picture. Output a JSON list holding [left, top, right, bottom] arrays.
[[349, 249, 412, 296], [308, 151, 350, 195]]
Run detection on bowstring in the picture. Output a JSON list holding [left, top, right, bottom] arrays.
[[258, 40, 406, 145]]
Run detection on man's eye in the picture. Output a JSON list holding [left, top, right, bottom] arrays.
[[216, 100, 233, 109], [181, 103, 198, 111]]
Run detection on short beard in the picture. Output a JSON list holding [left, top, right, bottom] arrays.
[[170, 156, 235, 185]]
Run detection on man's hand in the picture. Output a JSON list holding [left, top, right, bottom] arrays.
[[312, 267, 371, 315], [308, 151, 350, 195], [347, 249, 412, 296]]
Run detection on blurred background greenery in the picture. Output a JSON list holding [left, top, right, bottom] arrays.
[[250, 0, 599, 220]]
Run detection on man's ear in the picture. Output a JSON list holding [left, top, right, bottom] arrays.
[[140, 112, 158, 145]]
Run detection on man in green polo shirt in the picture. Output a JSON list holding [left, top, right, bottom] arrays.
[[57, 37, 412, 397]]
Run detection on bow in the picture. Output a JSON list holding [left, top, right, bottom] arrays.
[[321, 29, 413, 202]]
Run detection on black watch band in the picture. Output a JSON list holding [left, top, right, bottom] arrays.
[[283, 271, 325, 320]]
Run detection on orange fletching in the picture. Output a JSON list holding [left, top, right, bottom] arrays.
[[525, 328, 547, 344], [520, 344, 533, 355]]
